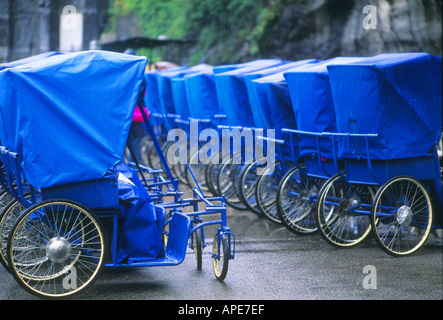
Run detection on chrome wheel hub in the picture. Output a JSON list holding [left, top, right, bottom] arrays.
[[397, 205, 413, 226], [46, 236, 72, 263]]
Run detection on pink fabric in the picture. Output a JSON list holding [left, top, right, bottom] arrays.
[[132, 106, 149, 122], [132, 90, 149, 122]]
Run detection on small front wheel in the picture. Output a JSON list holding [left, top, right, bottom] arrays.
[[212, 233, 229, 281]]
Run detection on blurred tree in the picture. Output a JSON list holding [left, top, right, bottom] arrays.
[[108, 0, 280, 64]]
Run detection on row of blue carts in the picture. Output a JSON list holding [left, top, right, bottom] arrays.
[[0, 50, 441, 299], [146, 53, 443, 252], [145, 52, 442, 255]]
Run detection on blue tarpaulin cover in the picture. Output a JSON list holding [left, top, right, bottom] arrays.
[[246, 59, 319, 132], [0, 51, 64, 70], [246, 60, 319, 160], [327, 53, 442, 160], [214, 59, 286, 127], [144, 72, 161, 113], [0, 50, 147, 189], [115, 163, 164, 263], [144, 66, 188, 114], [184, 69, 221, 121], [212, 60, 267, 75], [149, 66, 190, 115], [184, 61, 268, 121], [168, 64, 212, 120], [171, 77, 192, 119], [284, 57, 367, 159]]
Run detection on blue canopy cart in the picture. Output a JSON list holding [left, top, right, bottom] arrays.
[[279, 57, 368, 235], [184, 61, 259, 196], [184, 60, 286, 201], [0, 50, 233, 299], [317, 52, 442, 255], [149, 64, 213, 183], [143, 65, 202, 175], [212, 59, 290, 209], [237, 59, 319, 221]]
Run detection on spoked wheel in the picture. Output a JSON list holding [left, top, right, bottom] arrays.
[[0, 189, 16, 213], [0, 197, 29, 272], [237, 159, 264, 215], [217, 161, 248, 210], [371, 176, 433, 256], [316, 173, 375, 248], [7, 199, 105, 299], [160, 140, 180, 179], [256, 161, 285, 223], [277, 165, 322, 235], [212, 233, 229, 281], [192, 227, 203, 271]]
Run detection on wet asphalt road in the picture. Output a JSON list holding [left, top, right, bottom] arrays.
[[0, 201, 442, 302]]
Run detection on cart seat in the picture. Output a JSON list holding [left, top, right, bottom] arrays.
[[118, 212, 191, 267], [149, 212, 191, 266]]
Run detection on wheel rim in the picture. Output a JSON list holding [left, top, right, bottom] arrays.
[[8, 201, 105, 298]]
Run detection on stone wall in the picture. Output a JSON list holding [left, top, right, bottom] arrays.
[[260, 0, 442, 61]]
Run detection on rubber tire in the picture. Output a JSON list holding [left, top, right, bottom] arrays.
[[0, 197, 29, 272]]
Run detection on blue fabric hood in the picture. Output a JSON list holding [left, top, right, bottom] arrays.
[[0, 50, 147, 188]]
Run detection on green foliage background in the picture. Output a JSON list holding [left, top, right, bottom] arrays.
[[108, 0, 305, 64]]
